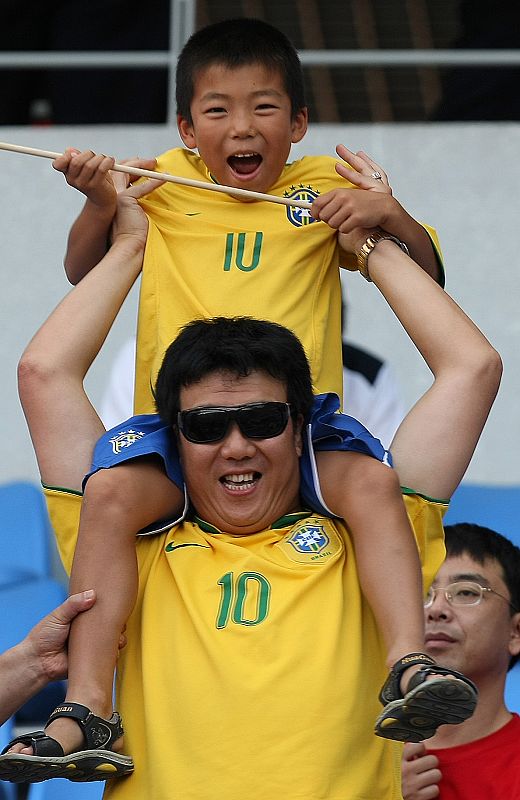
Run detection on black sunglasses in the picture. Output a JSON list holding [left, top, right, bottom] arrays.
[[177, 401, 293, 444]]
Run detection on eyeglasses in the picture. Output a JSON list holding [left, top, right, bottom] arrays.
[[177, 401, 293, 444], [425, 581, 518, 611]]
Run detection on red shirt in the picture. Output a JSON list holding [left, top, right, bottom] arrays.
[[427, 713, 520, 799]]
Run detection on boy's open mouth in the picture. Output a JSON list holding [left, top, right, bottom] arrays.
[[227, 153, 262, 175]]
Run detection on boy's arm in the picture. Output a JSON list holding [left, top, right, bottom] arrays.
[[53, 149, 157, 285], [359, 236, 501, 499], [17, 183, 156, 491], [311, 145, 442, 283]]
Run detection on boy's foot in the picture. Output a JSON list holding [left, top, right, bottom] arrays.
[[0, 702, 134, 783], [374, 652, 478, 742]]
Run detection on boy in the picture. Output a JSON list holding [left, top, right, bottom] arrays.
[[29, 18, 470, 768]]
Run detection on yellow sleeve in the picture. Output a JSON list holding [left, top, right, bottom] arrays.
[[403, 492, 447, 592], [43, 486, 82, 575]]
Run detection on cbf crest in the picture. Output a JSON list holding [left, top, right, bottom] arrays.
[[284, 184, 320, 228], [109, 428, 145, 455], [288, 521, 329, 554], [278, 516, 341, 565]]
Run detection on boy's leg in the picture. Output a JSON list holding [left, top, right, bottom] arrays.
[[13, 458, 183, 757], [316, 450, 426, 683], [316, 450, 477, 741]]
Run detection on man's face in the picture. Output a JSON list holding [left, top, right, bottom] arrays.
[[177, 62, 308, 194], [425, 553, 520, 684], [178, 370, 303, 535]]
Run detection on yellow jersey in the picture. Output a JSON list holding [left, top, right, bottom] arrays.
[[136, 149, 441, 413], [45, 487, 446, 800]]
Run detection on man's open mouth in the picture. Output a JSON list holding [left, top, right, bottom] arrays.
[[220, 472, 260, 491]]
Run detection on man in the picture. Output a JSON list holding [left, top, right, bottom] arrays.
[[402, 522, 520, 799], [2, 189, 501, 798], [0, 592, 96, 727]]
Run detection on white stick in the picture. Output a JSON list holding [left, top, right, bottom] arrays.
[[0, 140, 313, 210]]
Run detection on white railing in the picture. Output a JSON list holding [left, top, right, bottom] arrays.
[[1, 0, 517, 124]]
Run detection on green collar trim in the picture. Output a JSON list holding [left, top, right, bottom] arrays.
[[41, 481, 82, 497], [193, 509, 311, 535], [401, 486, 449, 504]]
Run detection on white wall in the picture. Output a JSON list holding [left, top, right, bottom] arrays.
[[0, 123, 518, 485]]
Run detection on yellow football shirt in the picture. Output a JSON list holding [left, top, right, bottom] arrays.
[[45, 486, 446, 800], [136, 149, 442, 414]]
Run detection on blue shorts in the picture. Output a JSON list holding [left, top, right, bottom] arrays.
[[86, 393, 392, 532]]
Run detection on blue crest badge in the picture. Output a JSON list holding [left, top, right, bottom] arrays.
[[109, 429, 145, 455], [287, 521, 330, 554], [284, 184, 320, 227]]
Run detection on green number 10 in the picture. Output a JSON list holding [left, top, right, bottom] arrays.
[[216, 571, 271, 629]]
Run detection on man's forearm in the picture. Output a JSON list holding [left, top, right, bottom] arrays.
[[0, 642, 47, 725]]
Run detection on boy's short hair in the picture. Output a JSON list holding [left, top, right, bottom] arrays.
[[444, 522, 520, 669], [154, 316, 314, 426], [176, 17, 306, 122]]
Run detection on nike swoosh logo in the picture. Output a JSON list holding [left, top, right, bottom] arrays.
[[185, 212, 201, 216], [165, 542, 210, 552]]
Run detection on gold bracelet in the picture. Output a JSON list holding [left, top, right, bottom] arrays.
[[356, 229, 410, 282]]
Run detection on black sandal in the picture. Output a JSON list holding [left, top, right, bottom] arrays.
[[374, 652, 478, 742], [0, 702, 134, 783]]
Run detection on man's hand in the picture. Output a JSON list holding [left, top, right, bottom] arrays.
[[402, 742, 442, 799], [23, 590, 96, 682], [111, 177, 164, 251]]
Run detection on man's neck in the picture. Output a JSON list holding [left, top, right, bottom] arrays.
[[427, 677, 512, 749]]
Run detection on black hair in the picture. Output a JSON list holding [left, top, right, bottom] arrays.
[[444, 522, 520, 669], [176, 18, 306, 122], [154, 316, 314, 426]]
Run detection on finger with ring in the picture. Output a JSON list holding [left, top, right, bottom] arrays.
[[371, 171, 383, 181]]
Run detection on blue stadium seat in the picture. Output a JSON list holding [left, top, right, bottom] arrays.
[[0, 719, 16, 800], [0, 578, 67, 728], [28, 778, 105, 799], [0, 481, 52, 583], [444, 483, 520, 547], [0, 578, 66, 653]]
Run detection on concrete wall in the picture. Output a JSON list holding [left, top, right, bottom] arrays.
[[1, 123, 518, 485]]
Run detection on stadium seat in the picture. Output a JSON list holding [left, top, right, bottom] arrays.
[[444, 483, 520, 547], [28, 778, 105, 799], [0, 578, 66, 653], [0, 481, 52, 583], [0, 578, 67, 727], [0, 719, 15, 800]]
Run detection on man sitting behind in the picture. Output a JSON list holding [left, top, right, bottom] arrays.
[[402, 522, 520, 799]]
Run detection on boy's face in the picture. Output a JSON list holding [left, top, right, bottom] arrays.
[[178, 62, 308, 194]]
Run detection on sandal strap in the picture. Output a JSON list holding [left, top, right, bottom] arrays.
[[408, 664, 478, 695], [379, 653, 437, 705], [1, 730, 64, 758], [47, 702, 124, 750]]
